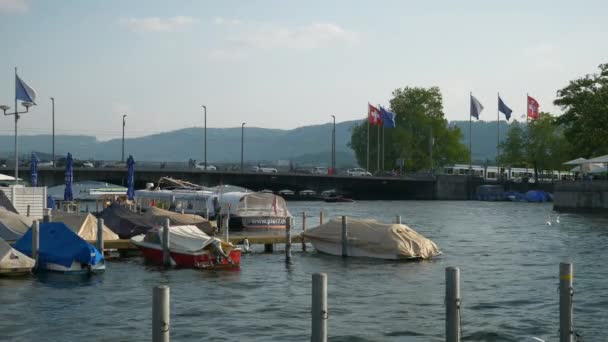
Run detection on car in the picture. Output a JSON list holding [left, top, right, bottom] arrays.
[[195, 162, 217, 171], [38, 161, 54, 167], [312, 166, 329, 175], [252, 166, 278, 173], [346, 168, 372, 177], [82, 162, 94, 168]]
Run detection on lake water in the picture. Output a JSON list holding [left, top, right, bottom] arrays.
[[1, 201, 607, 341]]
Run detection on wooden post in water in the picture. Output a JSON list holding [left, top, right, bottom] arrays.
[[225, 206, 230, 242], [445, 267, 461, 342], [26, 205, 30, 217], [95, 200, 99, 214], [311, 273, 328, 342], [285, 217, 292, 263], [560, 262, 574, 342], [341, 215, 348, 257], [32, 220, 39, 269], [162, 218, 171, 267], [205, 207, 209, 220], [97, 218, 104, 253], [301, 211, 307, 252], [320, 211, 324, 225], [395, 215, 401, 224], [152, 285, 170, 342]]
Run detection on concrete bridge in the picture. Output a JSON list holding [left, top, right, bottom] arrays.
[[4, 167, 481, 200]]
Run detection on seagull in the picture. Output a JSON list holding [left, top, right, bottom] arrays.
[[546, 216, 552, 226], [556, 215, 561, 224], [242, 238, 251, 253]]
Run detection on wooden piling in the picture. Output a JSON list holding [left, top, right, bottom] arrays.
[[225, 206, 230, 242], [162, 218, 171, 267], [320, 211, 324, 225], [26, 205, 30, 217], [152, 285, 170, 342], [205, 207, 209, 220], [445, 267, 461, 342], [264, 244, 274, 253], [95, 200, 99, 214], [560, 262, 574, 342], [395, 215, 401, 224], [285, 217, 292, 263], [32, 220, 39, 268], [341, 216, 348, 257], [311, 273, 328, 342], [97, 218, 104, 253], [301, 211, 307, 252]]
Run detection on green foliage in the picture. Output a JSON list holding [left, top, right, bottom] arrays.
[[349, 86, 469, 172], [497, 120, 526, 167], [554, 63, 608, 157]]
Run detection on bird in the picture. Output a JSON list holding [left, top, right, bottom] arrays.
[[556, 215, 561, 224], [546, 216, 552, 226], [242, 238, 251, 253]]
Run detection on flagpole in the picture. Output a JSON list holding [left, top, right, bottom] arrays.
[[366, 105, 370, 172], [14, 67, 19, 185], [469, 92, 472, 174], [377, 123, 380, 173], [497, 92, 500, 181], [382, 125, 385, 171]]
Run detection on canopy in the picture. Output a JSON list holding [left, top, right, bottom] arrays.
[[143, 206, 213, 235], [0, 207, 33, 241], [145, 225, 219, 252], [0, 237, 35, 271], [51, 212, 119, 241], [563, 158, 588, 165], [101, 203, 156, 238], [218, 192, 290, 217], [14, 222, 104, 268], [586, 154, 608, 163], [302, 218, 441, 259]]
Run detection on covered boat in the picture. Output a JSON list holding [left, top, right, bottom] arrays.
[[14, 222, 105, 274], [0, 207, 32, 241], [0, 237, 35, 276], [101, 203, 156, 239], [130, 225, 240, 269], [143, 206, 214, 235], [52, 212, 119, 241], [216, 192, 290, 233], [301, 218, 441, 260]]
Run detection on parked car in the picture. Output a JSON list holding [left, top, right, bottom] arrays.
[[38, 161, 54, 167], [82, 161, 94, 168], [346, 168, 372, 176], [312, 166, 329, 175], [252, 166, 278, 173], [195, 162, 217, 171]]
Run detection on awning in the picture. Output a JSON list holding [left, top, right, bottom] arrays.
[[586, 154, 608, 163], [563, 158, 588, 165]]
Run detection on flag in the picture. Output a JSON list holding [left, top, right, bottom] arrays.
[[527, 95, 540, 120], [498, 96, 512, 120], [379, 106, 396, 128], [15, 74, 37, 105], [368, 103, 383, 125], [470, 94, 483, 120]]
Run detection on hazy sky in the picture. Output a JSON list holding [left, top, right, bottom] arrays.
[[0, 0, 606, 140]]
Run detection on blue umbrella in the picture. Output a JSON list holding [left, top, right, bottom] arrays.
[[126, 155, 135, 200], [30, 152, 39, 187], [47, 195, 55, 209], [64, 153, 73, 201]]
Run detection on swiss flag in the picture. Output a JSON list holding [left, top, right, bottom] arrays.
[[368, 103, 383, 125], [527, 96, 540, 120]]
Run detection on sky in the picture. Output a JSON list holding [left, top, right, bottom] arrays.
[[0, 0, 607, 140]]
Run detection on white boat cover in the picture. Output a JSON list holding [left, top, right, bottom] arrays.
[[52, 212, 119, 241], [302, 218, 441, 259], [143, 206, 214, 234], [161, 225, 220, 252], [0, 207, 33, 241], [0, 237, 35, 271], [218, 192, 290, 217]]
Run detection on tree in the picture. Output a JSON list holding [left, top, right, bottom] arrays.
[[349, 86, 469, 173], [497, 120, 526, 167], [554, 63, 608, 158]]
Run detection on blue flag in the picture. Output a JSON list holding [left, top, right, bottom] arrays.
[[379, 106, 396, 128], [15, 74, 37, 104], [498, 96, 512, 120]]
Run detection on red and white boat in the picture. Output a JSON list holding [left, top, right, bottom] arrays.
[[130, 225, 241, 270]]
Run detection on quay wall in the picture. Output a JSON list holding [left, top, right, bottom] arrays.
[[554, 181, 608, 213]]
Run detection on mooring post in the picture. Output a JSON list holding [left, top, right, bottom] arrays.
[[341, 215, 348, 257], [225, 206, 230, 242], [559, 262, 574, 342], [320, 211, 324, 225], [285, 217, 292, 263], [445, 267, 461, 342], [205, 207, 209, 220], [43, 208, 51, 223], [26, 204, 30, 217], [395, 215, 401, 224], [32, 220, 40, 269], [162, 218, 171, 267], [152, 285, 170, 342], [95, 200, 99, 214], [301, 211, 307, 252], [97, 218, 104, 254], [311, 273, 328, 342]]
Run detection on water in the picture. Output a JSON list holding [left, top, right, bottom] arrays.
[[1, 201, 608, 341]]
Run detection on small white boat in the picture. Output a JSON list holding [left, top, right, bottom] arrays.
[[0, 237, 35, 276]]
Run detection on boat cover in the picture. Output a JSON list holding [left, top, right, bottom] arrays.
[[52, 212, 119, 241], [101, 203, 157, 238], [143, 207, 214, 235], [143, 225, 220, 252], [0, 190, 18, 214], [218, 192, 290, 217], [302, 218, 441, 259], [0, 237, 35, 271], [0, 207, 33, 241], [14, 222, 104, 268]]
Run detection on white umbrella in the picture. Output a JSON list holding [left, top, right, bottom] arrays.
[[563, 157, 588, 165], [586, 154, 608, 163]]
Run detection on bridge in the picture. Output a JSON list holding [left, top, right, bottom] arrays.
[[3, 167, 480, 200]]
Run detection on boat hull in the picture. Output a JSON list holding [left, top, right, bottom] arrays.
[[0, 267, 32, 277], [224, 216, 287, 233], [134, 242, 241, 270], [39, 260, 106, 275]]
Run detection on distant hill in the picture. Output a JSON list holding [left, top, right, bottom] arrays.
[[451, 120, 513, 163]]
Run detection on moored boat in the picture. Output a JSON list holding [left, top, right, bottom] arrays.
[[0, 237, 35, 276], [130, 225, 241, 269]]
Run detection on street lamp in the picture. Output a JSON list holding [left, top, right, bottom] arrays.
[[202, 105, 207, 170], [331, 115, 336, 174], [50, 97, 55, 167], [241, 122, 246, 172], [1, 102, 31, 184], [122, 114, 127, 162]]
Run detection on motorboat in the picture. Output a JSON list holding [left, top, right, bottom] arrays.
[[14, 222, 105, 274], [323, 195, 354, 203], [0, 237, 35, 276], [216, 192, 290, 233], [301, 218, 441, 260], [130, 225, 241, 270]]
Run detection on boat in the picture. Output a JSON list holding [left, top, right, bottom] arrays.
[[216, 191, 290, 233], [0, 237, 35, 276], [51, 211, 120, 241], [301, 218, 441, 260], [48, 180, 127, 201], [100, 203, 157, 239], [143, 206, 214, 235], [0, 207, 32, 241], [130, 225, 241, 269], [14, 222, 105, 274], [323, 195, 354, 203]]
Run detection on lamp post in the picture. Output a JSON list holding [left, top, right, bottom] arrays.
[[1, 103, 31, 185], [122, 114, 127, 162], [241, 123, 246, 172], [50, 97, 55, 167], [331, 115, 336, 174], [202, 105, 207, 170]]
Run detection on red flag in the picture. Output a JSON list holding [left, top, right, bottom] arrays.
[[368, 103, 383, 125], [527, 96, 540, 120]]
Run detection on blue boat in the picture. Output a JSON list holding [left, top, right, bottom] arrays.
[[14, 222, 105, 274]]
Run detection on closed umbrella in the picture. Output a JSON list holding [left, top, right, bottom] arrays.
[[64, 153, 73, 201], [126, 155, 135, 200], [30, 152, 39, 187]]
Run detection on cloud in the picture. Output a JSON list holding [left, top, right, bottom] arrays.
[[122, 16, 197, 32], [231, 22, 359, 49], [213, 17, 240, 25], [0, 0, 27, 13]]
